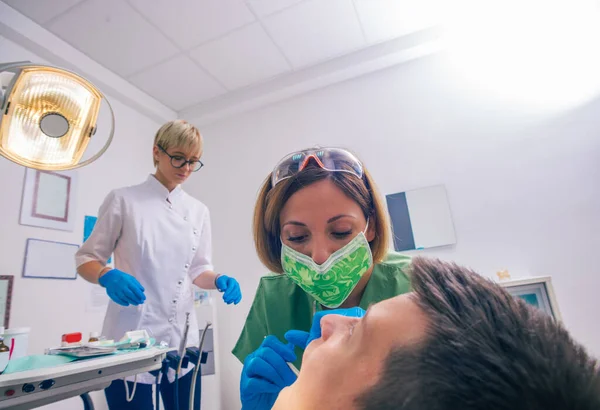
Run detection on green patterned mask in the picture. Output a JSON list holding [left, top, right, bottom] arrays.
[[281, 231, 373, 308]]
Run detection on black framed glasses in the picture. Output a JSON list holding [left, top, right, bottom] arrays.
[[157, 145, 204, 172]]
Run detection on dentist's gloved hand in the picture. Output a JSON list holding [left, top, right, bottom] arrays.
[[240, 335, 297, 410], [285, 307, 366, 349], [98, 269, 146, 307], [216, 275, 242, 304]]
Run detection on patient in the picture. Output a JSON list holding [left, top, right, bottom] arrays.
[[274, 257, 600, 410]]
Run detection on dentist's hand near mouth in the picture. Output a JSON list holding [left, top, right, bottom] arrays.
[[239, 307, 366, 410], [284, 307, 366, 349]]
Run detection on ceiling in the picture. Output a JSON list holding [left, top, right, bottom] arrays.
[[1, 0, 442, 120]]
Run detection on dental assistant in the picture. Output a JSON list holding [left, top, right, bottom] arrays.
[[76, 120, 242, 410], [234, 147, 412, 410]]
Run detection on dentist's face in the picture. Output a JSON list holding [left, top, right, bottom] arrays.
[[279, 179, 375, 265]]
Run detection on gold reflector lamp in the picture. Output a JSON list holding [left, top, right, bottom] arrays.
[[0, 62, 114, 170]]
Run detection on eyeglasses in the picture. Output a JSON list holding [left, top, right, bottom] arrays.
[[157, 145, 203, 172], [271, 147, 363, 187]]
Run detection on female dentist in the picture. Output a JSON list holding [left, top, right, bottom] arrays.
[[76, 120, 241, 410], [234, 147, 412, 409]]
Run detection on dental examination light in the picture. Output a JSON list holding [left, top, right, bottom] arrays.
[[0, 62, 114, 171]]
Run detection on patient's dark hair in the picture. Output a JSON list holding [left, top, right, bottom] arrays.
[[357, 256, 600, 410]]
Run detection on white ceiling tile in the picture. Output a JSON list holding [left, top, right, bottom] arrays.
[[245, 0, 305, 17], [262, 0, 365, 68], [46, 0, 179, 76], [127, 0, 256, 50], [354, 0, 443, 44], [128, 55, 226, 111], [2, 0, 84, 24], [190, 24, 290, 90]]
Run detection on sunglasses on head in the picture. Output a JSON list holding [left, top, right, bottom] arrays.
[[271, 147, 363, 187]]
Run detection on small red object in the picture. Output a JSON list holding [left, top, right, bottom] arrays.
[[61, 333, 82, 344], [5, 389, 15, 397]]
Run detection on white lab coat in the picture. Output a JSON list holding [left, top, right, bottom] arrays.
[[76, 175, 213, 383]]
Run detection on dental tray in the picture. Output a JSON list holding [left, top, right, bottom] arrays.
[[47, 346, 117, 358]]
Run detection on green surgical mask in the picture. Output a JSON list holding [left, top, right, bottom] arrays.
[[281, 228, 373, 308]]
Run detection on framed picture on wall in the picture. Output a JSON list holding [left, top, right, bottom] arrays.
[[0, 276, 14, 328], [22, 238, 79, 280], [499, 276, 561, 321], [386, 185, 456, 252], [19, 167, 78, 232]]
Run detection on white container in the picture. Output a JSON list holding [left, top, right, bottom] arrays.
[[3, 327, 30, 359]]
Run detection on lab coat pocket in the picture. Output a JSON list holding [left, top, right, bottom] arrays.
[[107, 303, 145, 338]]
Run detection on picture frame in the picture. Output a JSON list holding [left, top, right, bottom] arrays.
[[22, 238, 79, 280], [386, 185, 456, 252], [499, 276, 562, 321], [0, 276, 14, 329], [19, 167, 78, 232]]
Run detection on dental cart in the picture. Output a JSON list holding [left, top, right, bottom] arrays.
[[0, 347, 166, 410]]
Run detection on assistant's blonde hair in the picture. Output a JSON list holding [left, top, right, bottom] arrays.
[[153, 120, 203, 166]]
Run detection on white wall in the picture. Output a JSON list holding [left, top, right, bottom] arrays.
[[188, 51, 600, 410], [0, 36, 162, 410]]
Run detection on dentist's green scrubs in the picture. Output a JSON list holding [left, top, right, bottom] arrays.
[[232, 252, 412, 369]]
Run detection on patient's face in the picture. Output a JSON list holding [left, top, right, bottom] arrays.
[[296, 294, 429, 409]]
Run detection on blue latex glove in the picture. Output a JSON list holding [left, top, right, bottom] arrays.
[[285, 307, 366, 349], [98, 269, 145, 307], [240, 335, 298, 410], [216, 275, 242, 304]]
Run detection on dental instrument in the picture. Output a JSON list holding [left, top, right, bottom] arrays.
[[174, 313, 191, 410], [188, 321, 211, 410], [177, 313, 190, 374]]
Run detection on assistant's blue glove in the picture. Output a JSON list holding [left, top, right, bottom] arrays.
[[216, 275, 242, 305], [98, 269, 146, 307], [240, 335, 298, 410], [285, 307, 366, 349]]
